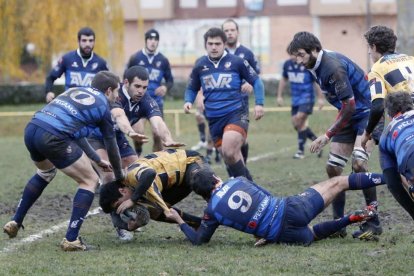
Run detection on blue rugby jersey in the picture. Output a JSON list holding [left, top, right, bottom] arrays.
[[310, 50, 371, 119], [46, 50, 108, 91], [282, 59, 315, 106], [182, 177, 285, 244], [228, 44, 260, 74], [185, 52, 260, 119], [127, 50, 174, 107], [31, 87, 115, 139], [379, 110, 414, 179]]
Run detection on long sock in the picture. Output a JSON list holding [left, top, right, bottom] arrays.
[[332, 191, 346, 218], [13, 174, 49, 225], [313, 215, 352, 240], [65, 189, 94, 242], [198, 123, 206, 142], [227, 160, 251, 180], [306, 127, 318, 141], [241, 143, 249, 163], [298, 130, 307, 152], [348, 173, 385, 190], [134, 141, 143, 156]]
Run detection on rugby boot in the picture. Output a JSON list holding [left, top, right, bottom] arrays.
[[60, 237, 94, 251], [115, 227, 134, 241], [293, 151, 305, 159], [352, 203, 382, 241], [3, 220, 22, 238]]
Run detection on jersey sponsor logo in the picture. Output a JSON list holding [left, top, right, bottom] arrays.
[[397, 118, 414, 131], [216, 185, 230, 198], [70, 90, 96, 106], [392, 130, 398, 139], [238, 53, 245, 59], [252, 196, 269, 221], [224, 62, 232, 69], [139, 60, 145, 65], [91, 62, 98, 70], [71, 61, 79, 68], [287, 72, 306, 83], [156, 61, 162, 68], [202, 65, 209, 72], [53, 98, 78, 115], [69, 72, 95, 87], [203, 73, 232, 89], [149, 69, 161, 81]]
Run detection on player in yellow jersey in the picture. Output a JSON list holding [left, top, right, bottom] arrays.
[[99, 149, 211, 233], [359, 25, 414, 238]]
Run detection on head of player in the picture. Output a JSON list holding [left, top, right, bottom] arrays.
[[385, 91, 413, 118], [99, 180, 129, 213], [190, 166, 220, 201], [287, 32, 322, 69], [364, 25, 397, 64], [123, 65, 149, 103], [77, 27, 95, 58], [91, 71, 120, 103], [145, 28, 160, 54], [222, 19, 239, 48], [204, 27, 227, 61]]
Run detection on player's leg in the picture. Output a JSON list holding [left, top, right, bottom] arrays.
[[222, 129, 251, 180], [292, 110, 309, 159]]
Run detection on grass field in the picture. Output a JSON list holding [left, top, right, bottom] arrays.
[[0, 99, 412, 275]]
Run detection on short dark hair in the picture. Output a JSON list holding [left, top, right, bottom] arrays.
[[385, 91, 413, 117], [222, 18, 239, 31], [204, 27, 227, 46], [78, 27, 95, 41], [145, 28, 160, 40], [91, 71, 120, 93], [191, 166, 217, 200], [99, 180, 124, 213], [364, 25, 397, 55], [123, 65, 149, 84], [288, 32, 322, 54]]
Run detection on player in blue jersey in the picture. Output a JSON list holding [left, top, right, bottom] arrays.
[[184, 27, 265, 181], [223, 18, 260, 164], [287, 32, 382, 239], [126, 29, 174, 156], [379, 91, 414, 220], [166, 166, 385, 246], [277, 52, 324, 159], [45, 27, 108, 103], [3, 71, 124, 251]]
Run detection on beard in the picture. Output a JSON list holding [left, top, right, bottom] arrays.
[[80, 47, 93, 58], [304, 54, 317, 69]]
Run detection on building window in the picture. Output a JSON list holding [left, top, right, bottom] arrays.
[[277, 0, 308, 5], [206, 0, 237, 7], [180, 0, 198, 8], [140, 0, 164, 9]]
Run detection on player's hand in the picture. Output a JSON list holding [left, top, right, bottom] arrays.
[[361, 130, 371, 151], [317, 98, 324, 110], [183, 102, 192, 114], [97, 159, 113, 172], [128, 131, 149, 143], [276, 96, 284, 107], [46, 92, 55, 103], [155, 85, 167, 97], [241, 83, 253, 94], [310, 134, 330, 153], [165, 208, 185, 224], [254, 105, 264, 120], [117, 199, 134, 214], [163, 141, 186, 148]]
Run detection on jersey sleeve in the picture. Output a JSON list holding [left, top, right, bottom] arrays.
[[239, 58, 259, 85], [48, 56, 66, 79], [140, 95, 163, 118], [379, 143, 397, 171], [325, 66, 354, 100], [179, 210, 220, 245], [367, 70, 387, 101]]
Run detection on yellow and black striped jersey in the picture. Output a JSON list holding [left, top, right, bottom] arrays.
[[124, 149, 202, 212], [368, 53, 414, 101]]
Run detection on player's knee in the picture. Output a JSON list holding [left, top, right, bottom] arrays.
[[351, 148, 369, 172], [36, 167, 57, 183], [326, 153, 348, 177]]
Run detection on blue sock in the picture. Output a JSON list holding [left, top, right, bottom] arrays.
[[198, 123, 206, 142], [298, 130, 307, 152], [13, 174, 49, 225], [332, 191, 346, 218], [348, 173, 385, 190], [65, 189, 94, 242], [312, 216, 351, 240]]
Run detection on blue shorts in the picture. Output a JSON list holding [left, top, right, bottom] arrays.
[[278, 188, 325, 245], [291, 103, 314, 116], [88, 131, 135, 158], [331, 115, 368, 144], [207, 107, 249, 148], [24, 123, 83, 169]]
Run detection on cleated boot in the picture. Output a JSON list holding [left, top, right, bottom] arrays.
[[3, 221, 22, 238], [60, 237, 93, 251]]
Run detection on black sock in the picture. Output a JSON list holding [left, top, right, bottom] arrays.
[[332, 191, 346, 218], [198, 123, 206, 142], [306, 127, 318, 141], [241, 143, 249, 163], [298, 130, 307, 152]]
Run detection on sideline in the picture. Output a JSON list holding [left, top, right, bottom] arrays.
[[0, 147, 297, 253]]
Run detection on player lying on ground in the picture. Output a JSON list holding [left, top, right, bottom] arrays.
[[165, 166, 386, 246]]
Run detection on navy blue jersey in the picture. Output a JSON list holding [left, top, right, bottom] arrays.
[[46, 50, 108, 90], [227, 44, 260, 74], [282, 59, 315, 106], [311, 50, 371, 119], [185, 52, 259, 119], [31, 87, 115, 139], [379, 110, 414, 179], [195, 177, 285, 242], [127, 50, 174, 106]]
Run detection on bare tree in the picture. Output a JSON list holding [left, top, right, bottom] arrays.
[[396, 0, 414, 55]]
